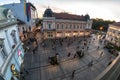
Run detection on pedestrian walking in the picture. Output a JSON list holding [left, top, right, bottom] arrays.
[[107, 60, 113, 66], [99, 51, 104, 57], [24, 68, 29, 75], [97, 46, 99, 49], [73, 54, 77, 58], [68, 52, 71, 57], [71, 70, 76, 78], [77, 46, 79, 49], [24, 34, 26, 39], [88, 60, 93, 67], [32, 49, 35, 54], [48, 56, 51, 63], [20, 71, 24, 79], [87, 46, 89, 50]]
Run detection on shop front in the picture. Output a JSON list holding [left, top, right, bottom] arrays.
[[17, 49, 24, 64]]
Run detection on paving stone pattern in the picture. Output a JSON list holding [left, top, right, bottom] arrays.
[[21, 32, 116, 80]]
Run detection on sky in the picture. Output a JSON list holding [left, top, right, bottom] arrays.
[[0, 0, 120, 22]]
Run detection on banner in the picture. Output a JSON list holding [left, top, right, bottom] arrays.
[[26, 3, 31, 22]]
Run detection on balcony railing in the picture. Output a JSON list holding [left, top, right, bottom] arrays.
[[94, 53, 120, 80]]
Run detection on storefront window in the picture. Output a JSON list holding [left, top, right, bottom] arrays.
[[18, 49, 23, 64]]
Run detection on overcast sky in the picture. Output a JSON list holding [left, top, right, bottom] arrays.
[[0, 0, 120, 21]]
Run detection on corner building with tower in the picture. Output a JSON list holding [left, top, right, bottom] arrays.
[[42, 8, 93, 39]]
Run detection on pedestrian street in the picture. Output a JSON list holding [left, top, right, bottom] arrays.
[[23, 33, 116, 80]]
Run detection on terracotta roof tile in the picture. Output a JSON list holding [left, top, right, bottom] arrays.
[[53, 12, 87, 21]]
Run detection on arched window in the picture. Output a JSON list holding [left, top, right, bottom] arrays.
[[77, 25, 79, 29], [48, 24, 51, 29], [61, 24, 64, 29], [57, 24, 59, 29], [0, 38, 7, 59], [10, 30, 17, 44], [70, 24, 72, 29], [66, 24, 68, 29], [73, 25, 75, 29]]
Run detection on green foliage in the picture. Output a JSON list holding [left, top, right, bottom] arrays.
[[35, 18, 42, 27], [92, 18, 115, 32]]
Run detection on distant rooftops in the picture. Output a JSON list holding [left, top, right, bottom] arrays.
[[111, 22, 120, 26], [43, 8, 90, 21]]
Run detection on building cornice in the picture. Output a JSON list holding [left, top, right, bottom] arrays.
[[0, 20, 18, 30]]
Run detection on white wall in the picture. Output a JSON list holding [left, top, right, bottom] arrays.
[[0, 23, 24, 80]]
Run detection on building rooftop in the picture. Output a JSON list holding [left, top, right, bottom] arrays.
[[111, 22, 120, 27], [53, 12, 89, 21], [43, 8, 90, 21]]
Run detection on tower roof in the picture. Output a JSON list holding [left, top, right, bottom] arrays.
[[43, 8, 53, 17]]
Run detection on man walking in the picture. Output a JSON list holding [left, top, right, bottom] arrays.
[[68, 52, 71, 57], [99, 51, 104, 58], [71, 70, 76, 78], [88, 60, 93, 67]]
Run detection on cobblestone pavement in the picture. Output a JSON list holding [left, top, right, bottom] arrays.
[[21, 32, 116, 80]]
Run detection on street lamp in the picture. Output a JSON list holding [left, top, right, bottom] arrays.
[[99, 26, 103, 31]]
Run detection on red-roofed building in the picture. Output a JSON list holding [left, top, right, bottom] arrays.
[[106, 22, 120, 46], [42, 8, 93, 39]]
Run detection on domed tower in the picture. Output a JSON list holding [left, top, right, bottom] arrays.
[[43, 8, 54, 17], [85, 14, 90, 20]]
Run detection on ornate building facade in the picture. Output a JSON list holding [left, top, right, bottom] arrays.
[[2, 0, 38, 37], [0, 7, 24, 80], [106, 22, 120, 46], [42, 8, 93, 39]]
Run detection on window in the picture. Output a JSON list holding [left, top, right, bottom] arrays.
[[57, 24, 59, 29], [48, 24, 51, 29], [11, 30, 17, 44], [0, 39, 7, 59], [66, 24, 68, 29], [29, 26, 31, 31], [73, 25, 75, 29], [80, 25, 82, 29], [61, 24, 64, 29], [47, 32, 53, 38], [22, 27, 24, 31], [77, 25, 79, 29], [70, 24, 72, 29], [18, 27, 20, 32]]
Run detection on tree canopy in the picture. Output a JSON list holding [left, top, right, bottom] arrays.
[[92, 18, 115, 32]]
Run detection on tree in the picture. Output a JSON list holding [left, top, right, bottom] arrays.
[[92, 18, 115, 32]]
